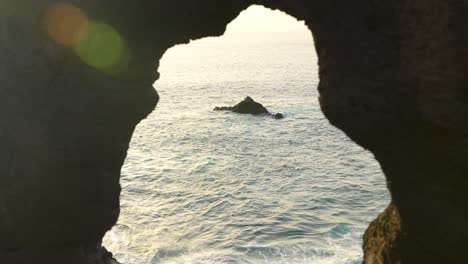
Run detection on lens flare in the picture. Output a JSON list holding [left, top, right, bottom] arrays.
[[43, 3, 131, 73], [74, 22, 130, 73], [43, 3, 88, 47]]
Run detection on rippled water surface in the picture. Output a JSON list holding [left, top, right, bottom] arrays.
[[103, 13, 390, 264]]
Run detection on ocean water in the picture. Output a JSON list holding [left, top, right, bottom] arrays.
[[103, 31, 390, 264]]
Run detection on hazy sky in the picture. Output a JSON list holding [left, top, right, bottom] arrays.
[[226, 5, 308, 33]]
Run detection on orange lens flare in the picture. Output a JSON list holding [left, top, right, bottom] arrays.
[[43, 3, 88, 47], [43, 3, 130, 73]]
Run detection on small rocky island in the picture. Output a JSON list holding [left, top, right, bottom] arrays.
[[214, 96, 284, 119]]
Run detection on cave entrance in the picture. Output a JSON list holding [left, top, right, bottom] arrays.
[[104, 5, 390, 264]]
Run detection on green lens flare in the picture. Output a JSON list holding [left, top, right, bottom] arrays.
[[75, 22, 129, 73]]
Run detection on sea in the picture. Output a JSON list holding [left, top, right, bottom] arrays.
[[102, 29, 390, 264]]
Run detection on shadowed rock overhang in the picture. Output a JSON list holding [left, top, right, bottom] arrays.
[[1, 0, 468, 263]]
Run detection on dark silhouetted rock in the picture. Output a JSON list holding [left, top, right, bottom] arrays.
[[214, 96, 283, 119], [215, 96, 268, 115], [273, 113, 284, 119], [3, 0, 468, 263], [213, 106, 233, 111]]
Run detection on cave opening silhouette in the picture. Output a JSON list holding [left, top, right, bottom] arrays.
[[103, 5, 390, 264]]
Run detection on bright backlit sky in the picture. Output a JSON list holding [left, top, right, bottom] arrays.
[[226, 5, 308, 33]]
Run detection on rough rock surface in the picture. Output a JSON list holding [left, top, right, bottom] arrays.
[[363, 204, 401, 264], [2, 0, 468, 263], [214, 96, 283, 118]]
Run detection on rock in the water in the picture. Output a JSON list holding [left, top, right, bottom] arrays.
[[213, 106, 234, 111], [273, 113, 284, 119], [214, 96, 283, 119], [231, 96, 269, 115]]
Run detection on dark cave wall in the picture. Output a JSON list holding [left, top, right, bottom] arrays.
[[0, 1, 256, 263], [266, 1, 468, 263], [1, 0, 468, 263]]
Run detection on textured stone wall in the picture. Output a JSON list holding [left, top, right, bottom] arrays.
[[1, 0, 467, 263]]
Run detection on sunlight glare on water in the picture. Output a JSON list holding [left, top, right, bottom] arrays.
[[103, 5, 390, 264]]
